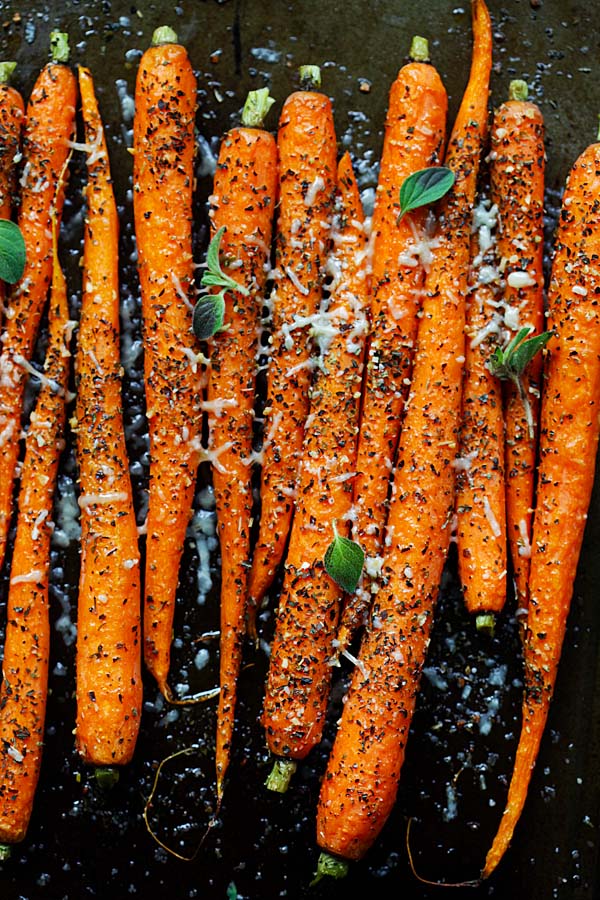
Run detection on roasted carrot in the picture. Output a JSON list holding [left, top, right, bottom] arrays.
[[454, 205, 506, 631], [0, 32, 76, 574], [0, 215, 71, 848], [337, 37, 448, 655], [73, 67, 142, 771], [204, 89, 278, 801], [263, 152, 369, 792], [315, 0, 492, 876], [491, 80, 545, 616], [246, 67, 337, 636], [133, 27, 202, 698], [482, 126, 600, 880], [0, 61, 24, 331]]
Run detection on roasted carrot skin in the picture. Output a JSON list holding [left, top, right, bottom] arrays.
[[491, 97, 545, 614], [482, 136, 600, 880], [0, 235, 71, 844], [455, 223, 507, 618], [339, 55, 447, 652], [263, 152, 368, 763], [0, 55, 76, 573], [74, 67, 142, 767], [0, 71, 24, 331], [133, 32, 202, 697], [246, 87, 338, 632], [207, 123, 278, 799], [317, 0, 492, 863]]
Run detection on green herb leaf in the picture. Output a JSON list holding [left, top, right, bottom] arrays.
[[489, 326, 553, 381], [226, 882, 238, 900], [398, 166, 455, 222], [193, 292, 225, 340], [0, 220, 26, 284], [202, 226, 249, 298], [324, 532, 364, 594]]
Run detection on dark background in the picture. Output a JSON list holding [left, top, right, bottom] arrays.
[[0, 1, 599, 898]]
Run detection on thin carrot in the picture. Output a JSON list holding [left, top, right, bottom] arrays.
[[0, 61, 24, 332], [246, 66, 338, 636], [315, 0, 492, 877], [0, 32, 76, 574], [73, 66, 142, 771], [133, 27, 202, 699], [263, 151, 369, 792], [204, 89, 278, 801], [337, 37, 448, 655], [454, 206, 506, 631], [481, 124, 600, 880], [0, 214, 71, 848], [490, 80, 545, 616]]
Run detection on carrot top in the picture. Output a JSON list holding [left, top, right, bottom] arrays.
[[0, 61, 16, 83], [49, 31, 70, 63], [241, 87, 275, 128]]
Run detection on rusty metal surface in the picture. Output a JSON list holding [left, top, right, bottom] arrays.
[[0, 1, 599, 898]]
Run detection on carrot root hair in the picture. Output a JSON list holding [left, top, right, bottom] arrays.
[[405, 818, 481, 888]]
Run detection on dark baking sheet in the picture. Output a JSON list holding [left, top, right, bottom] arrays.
[[0, 1, 599, 898]]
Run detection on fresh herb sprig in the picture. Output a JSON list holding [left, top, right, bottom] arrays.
[[192, 226, 249, 340], [0, 219, 26, 284], [324, 524, 364, 594], [397, 166, 455, 223], [489, 326, 554, 438]]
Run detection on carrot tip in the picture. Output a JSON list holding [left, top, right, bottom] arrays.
[[49, 31, 70, 64], [151, 25, 179, 47], [409, 36, 430, 63], [508, 79, 529, 102], [0, 844, 12, 862], [0, 61, 16, 83], [475, 613, 496, 637], [310, 851, 349, 886], [94, 766, 120, 790], [241, 88, 275, 129], [298, 65, 321, 90], [265, 758, 297, 793]]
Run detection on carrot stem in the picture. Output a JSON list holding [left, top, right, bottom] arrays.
[[152, 25, 178, 46], [311, 852, 349, 885], [49, 31, 69, 63], [265, 758, 297, 793], [298, 64, 321, 89], [0, 844, 11, 861], [409, 36, 430, 62], [476, 613, 495, 636], [0, 61, 16, 83], [241, 88, 275, 128], [94, 767, 120, 790], [508, 79, 528, 101]]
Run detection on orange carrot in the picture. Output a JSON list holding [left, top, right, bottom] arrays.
[[0, 61, 24, 332], [337, 37, 448, 654], [246, 67, 337, 636], [74, 67, 142, 771], [133, 27, 202, 698], [454, 214, 507, 630], [202, 89, 278, 801], [482, 126, 600, 880], [0, 216, 71, 848], [491, 80, 545, 616], [315, 0, 492, 877], [263, 152, 369, 792], [0, 33, 76, 574]]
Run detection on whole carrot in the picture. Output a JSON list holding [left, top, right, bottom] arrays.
[[201, 89, 278, 801], [74, 67, 142, 772], [315, 0, 492, 877], [454, 203, 507, 632], [482, 124, 600, 880], [0, 217, 71, 849], [491, 80, 545, 616], [263, 152, 369, 792], [246, 66, 337, 636], [0, 61, 24, 330], [133, 27, 202, 698], [0, 32, 76, 573], [337, 37, 448, 655]]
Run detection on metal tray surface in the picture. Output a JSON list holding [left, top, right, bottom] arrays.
[[0, 1, 599, 899]]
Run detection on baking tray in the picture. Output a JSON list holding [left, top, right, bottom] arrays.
[[0, 1, 599, 898]]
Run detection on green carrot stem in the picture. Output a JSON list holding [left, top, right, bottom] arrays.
[[265, 758, 296, 793], [298, 65, 321, 90], [310, 851, 349, 886], [409, 36, 430, 62], [508, 79, 528, 102], [0, 61, 17, 84], [241, 88, 275, 129], [50, 32, 70, 64], [152, 25, 178, 46]]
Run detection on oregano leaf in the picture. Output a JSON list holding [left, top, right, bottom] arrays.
[[398, 166, 455, 222], [324, 533, 364, 594], [193, 292, 225, 340], [0, 220, 26, 284]]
